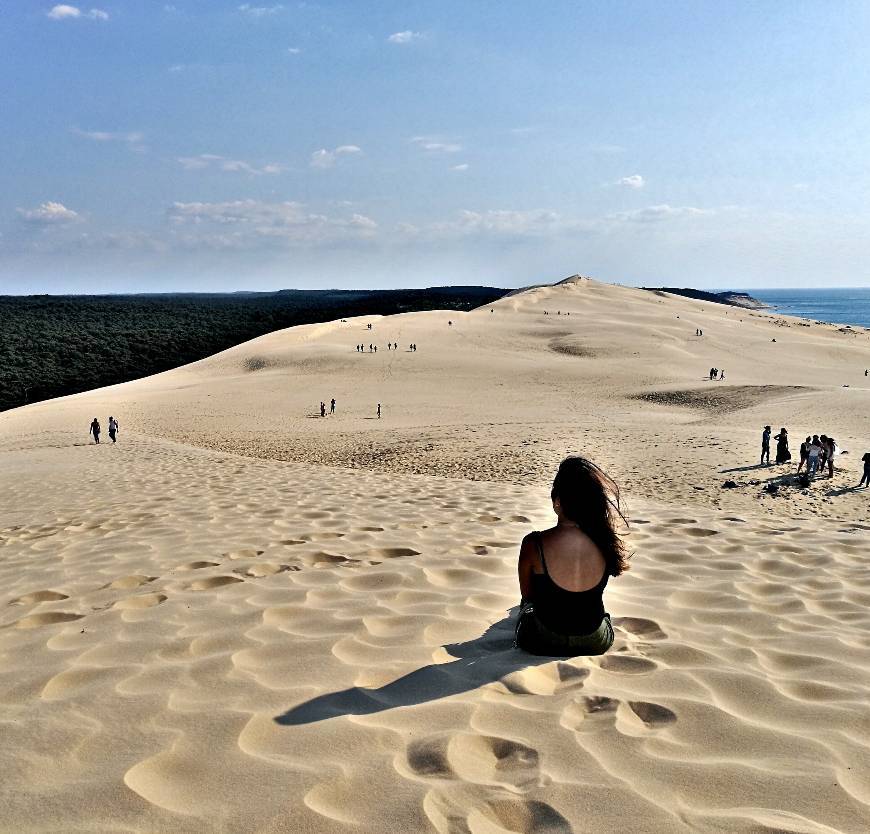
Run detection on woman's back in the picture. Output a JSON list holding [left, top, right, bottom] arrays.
[[527, 527, 609, 636], [535, 526, 607, 591]]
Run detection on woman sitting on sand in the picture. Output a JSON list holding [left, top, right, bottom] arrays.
[[515, 456, 630, 656]]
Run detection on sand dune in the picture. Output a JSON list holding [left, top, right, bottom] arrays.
[[1, 277, 869, 832]]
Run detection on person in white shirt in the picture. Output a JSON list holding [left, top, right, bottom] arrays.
[[108, 416, 119, 443], [807, 435, 822, 476]]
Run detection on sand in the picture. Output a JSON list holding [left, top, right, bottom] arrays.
[[1, 276, 869, 833]]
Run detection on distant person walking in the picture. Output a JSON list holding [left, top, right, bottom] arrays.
[[719, 369, 725, 381], [320, 402, 326, 418], [330, 398, 336, 415], [774, 428, 791, 464], [761, 425, 771, 465], [824, 436, 836, 478], [807, 435, 822, 476], [89, 417, 101, 444], [859, 452, 870, 488], [377, 403, 381, 419], [797, 436, 811, 473], [108, 416, 119, 443]]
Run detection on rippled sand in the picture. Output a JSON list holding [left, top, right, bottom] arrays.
[[2, 277, 869, 832]]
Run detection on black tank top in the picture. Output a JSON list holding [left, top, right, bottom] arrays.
[[530, 532, 608, 635]]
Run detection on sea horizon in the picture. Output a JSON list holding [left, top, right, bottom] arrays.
[[730, 287, 870, 328]]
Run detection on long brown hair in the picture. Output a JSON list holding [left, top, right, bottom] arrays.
[[551, 456, 631, 576]]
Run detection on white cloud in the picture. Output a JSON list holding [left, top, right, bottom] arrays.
[[387, 30, 421, 44], [310, 145, 362, 169], [609, 204, 713, 223], [411, 136, 462, 153], [16, 202, 81, 224], [451, 163, 469, 171], [399, 209, 565, 242], [617, 174, 645, 189], [72, 128, 144, 150], [166, 200, 377, 247], [47, 4, 80, 18], [238, 3, 283, 17], [47, 5, 109, 20], [177, 154, 285, 175], [287, 47, 301, 54]]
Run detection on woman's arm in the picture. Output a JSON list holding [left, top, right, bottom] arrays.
[[517, 534, 537, 603]]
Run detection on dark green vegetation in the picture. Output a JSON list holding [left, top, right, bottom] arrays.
[[642, 287, 766, 309], [0, 287, 507, 412]]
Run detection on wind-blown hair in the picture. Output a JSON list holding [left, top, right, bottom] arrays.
[[550, 456, 631, 576]]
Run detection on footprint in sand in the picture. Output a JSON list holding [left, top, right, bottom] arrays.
[[628, 701, 677, 726], [424, 791, 570, 834], [407, 733, 541, 791], [366, 547, 420, 559], [222, 549, 264, 560], [499, 663, 589, 696], [599, 655, 658, 674], [189, 576, 244, 590], [113, 593, 167, 610], [613, 617, 668, 640], [178, 560, 220, 570], [102, 575, 156, 590], [685, 527, 720, 537], [9, 590, 69, 605], [15, 611, 83, 628], [235, 563, 293, 577]]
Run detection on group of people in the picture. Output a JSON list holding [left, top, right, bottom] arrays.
[[709, 367, 725, 380], [319, 399, 380, 419], [355, 343, 417, 352], [88, 416, 119, 444], [761, 425, 842, 479], [695, 328, 704, 336]]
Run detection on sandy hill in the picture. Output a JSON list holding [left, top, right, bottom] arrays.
[[1, 276, 869, 833]]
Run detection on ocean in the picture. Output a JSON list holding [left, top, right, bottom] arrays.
[[743, 288, 870, 328]]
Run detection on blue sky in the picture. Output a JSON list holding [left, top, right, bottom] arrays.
[[2, 1, 870, 293]]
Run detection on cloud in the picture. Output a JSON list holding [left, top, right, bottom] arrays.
[[387, 30, 421, 44], [16, 202, 81, 224], [451, 163, 469, 171], [411, 136, 462, 153], [177, 154, 285, 175], [287, 47, 301, 54], [72, 128, 144, 150], [238, 3, 283, 17], [617, 174, 645, 189], [398, 209, 567, 242], [609, 204, 714, 223], [310, 145, 362, 169], [166, 200, 377, 247], [47, 5, 109, 20]]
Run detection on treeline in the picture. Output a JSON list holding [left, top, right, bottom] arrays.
[[0, 286, 506, 412]]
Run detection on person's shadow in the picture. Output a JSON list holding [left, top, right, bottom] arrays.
[[274, 609, 551, 726]]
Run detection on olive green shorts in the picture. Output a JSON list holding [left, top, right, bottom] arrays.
[[515, 605, 614, 657]]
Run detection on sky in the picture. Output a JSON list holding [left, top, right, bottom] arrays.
[[2, 1, 870, 294]]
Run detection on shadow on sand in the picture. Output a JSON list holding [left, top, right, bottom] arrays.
[[274, 610, 552, 726]]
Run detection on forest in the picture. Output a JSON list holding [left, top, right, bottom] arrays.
[[0, 286, 506, 412]]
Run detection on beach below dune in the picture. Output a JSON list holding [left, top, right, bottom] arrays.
[[1, 276, 870, 832]]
